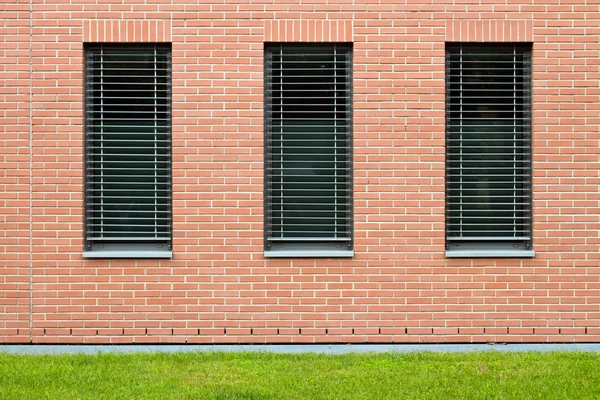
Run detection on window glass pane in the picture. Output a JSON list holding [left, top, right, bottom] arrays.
[[446, 44, 532, 246], [85, 45, 171, 248], [265, 44, 352, 248]]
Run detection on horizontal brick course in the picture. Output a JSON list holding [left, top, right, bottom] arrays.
[[264, 20, 353, 42], [83, 20, 172, 43], [446, 20, 534, 43]]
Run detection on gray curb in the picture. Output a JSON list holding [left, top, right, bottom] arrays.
[[2, 343, 600, 355]]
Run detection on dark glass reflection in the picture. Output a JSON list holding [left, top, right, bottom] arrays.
[[267, 46, 351, 240], [446, 46, 531, 240], [86, 46, 171, 241]]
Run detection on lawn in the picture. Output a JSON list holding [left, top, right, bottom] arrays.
[[0, 350, 598, 399]]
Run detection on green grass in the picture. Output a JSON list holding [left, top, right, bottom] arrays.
[[0, 351, 599, 399]]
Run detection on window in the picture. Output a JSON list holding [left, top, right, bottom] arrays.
[[84, 44, 172, 258], [445, 44, 533, 257], [264, 44, 353, 257]]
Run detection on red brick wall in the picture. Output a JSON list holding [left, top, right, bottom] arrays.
[[0, 0, 31, 343], [0, 0, 598, 344]]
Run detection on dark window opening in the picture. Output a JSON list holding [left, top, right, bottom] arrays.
[[84, 44, 172, 256], [264, 43, 353, 256], [445, 43, 533, 255]]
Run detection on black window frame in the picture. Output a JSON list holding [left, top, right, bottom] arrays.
[[445, 43, 534, 258], [264, 43, 354, 258], [83, 43, 172, 259]]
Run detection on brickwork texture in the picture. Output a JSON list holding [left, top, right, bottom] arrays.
[[1, 0, 599, 344]]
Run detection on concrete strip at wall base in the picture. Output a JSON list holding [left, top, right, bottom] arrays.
[[2, 344, 600, 355]]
